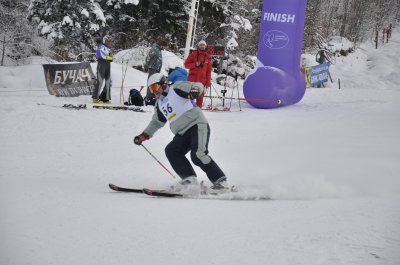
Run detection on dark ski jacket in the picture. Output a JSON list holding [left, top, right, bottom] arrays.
[[96, 43, 111, 61], [144, 43, 162, 72]]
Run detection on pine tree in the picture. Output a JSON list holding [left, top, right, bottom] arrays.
[[0, 0, 36, 65], [98, 0, 188, 52], [195, 0, 253, 51], [28, 0, 107, 61], [233, 0, 261, 57]]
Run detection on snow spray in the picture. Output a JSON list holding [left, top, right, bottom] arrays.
[[243, 0, 307, 108]]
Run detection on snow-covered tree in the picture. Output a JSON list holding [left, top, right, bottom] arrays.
[[8, 0, 400, 67], [0, 0, 36, 65], [303, 0, 324, 50], [95, 0, 188, 52], [195, 0, 252, 51], [93, 0, 140, 50], [304, 0, 400, 49], [230, 0, 261, 57], [28, 0, 107, 61]]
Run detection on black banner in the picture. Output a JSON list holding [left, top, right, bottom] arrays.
[[190, 45, 226, 57], [43, 62, 96, 97], [207, 45, 225, 56]]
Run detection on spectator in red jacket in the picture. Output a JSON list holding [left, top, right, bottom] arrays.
[[184, 40, 211, 108]]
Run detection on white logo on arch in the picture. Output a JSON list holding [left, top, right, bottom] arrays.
[[263, 30, 289, 49]]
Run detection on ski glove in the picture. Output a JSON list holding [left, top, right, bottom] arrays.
[[134, 132, 149, 145], [188, 91, 200, 99], [188, 83, 202, 99], [106, 56, 113, 61]]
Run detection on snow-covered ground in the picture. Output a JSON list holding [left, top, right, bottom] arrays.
[[1, 29, 400, 265]]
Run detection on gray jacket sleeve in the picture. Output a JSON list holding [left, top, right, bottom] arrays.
[[173, 81, 204, 97], [143, 104, 167, 137]]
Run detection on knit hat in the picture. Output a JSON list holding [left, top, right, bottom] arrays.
[[103, 35, 112, 43], [198, 40, 207, 46]]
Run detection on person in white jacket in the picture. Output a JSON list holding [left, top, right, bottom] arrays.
[[134, 73, 228, 192]]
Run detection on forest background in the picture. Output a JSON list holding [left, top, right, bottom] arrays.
[[1, 0, 399, 73]]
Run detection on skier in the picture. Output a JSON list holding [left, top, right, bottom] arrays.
[[184, 40, 212, 108], [93, 35, 113, 104], [133, 73, 228, 192]]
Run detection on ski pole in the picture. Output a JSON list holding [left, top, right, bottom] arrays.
[[140, 143, 176, 179], [120, 60, 128, 105]]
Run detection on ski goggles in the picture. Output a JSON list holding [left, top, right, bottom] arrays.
[[148, 83, 160, 94]]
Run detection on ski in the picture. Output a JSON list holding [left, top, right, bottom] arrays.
[[142, 188, 184, 198], [37, 103, 90, 110], [38, 103, 145, 112], [92, 105, 145, 112], [109, 184, 271, 200], [108, 183, 143, 193], [142, 186, 241, 199], [109, 184, 181, 197], [202, 106, 231, 112], [143, 187, 271, 200], [109, 184, 183, 197], [63, 103, 87, 109]]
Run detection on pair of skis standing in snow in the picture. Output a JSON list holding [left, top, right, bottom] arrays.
[[132, 73, 231, 195]]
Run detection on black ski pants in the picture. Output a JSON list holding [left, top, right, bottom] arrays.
[[165, 124, 225, 184], [93, 60, 111, 101]]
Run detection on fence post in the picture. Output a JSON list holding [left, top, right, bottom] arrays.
[[375, 30, 379, 49]]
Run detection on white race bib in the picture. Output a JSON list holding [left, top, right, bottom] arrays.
[[158, 88, 194, 123]]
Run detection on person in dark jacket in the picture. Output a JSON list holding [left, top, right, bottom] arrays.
[[134, 73, 229, 193], [93, 35, 113, 104], [184, 40, 212, 108], [144, 39, 168, 105]]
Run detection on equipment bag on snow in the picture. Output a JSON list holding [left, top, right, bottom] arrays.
[[125, 88, 144, 106]]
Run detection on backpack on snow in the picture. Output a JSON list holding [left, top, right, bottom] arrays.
[[124, 88, 144, 106]]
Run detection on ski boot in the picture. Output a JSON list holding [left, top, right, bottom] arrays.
[[169, 176, 200, 194], [209, 177, 237, 195], [93, 98, 103, 104]]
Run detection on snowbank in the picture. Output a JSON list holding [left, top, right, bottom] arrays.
[[1, 28, 400, 265]]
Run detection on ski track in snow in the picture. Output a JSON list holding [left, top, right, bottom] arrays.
[[1, 30, 400, 265]]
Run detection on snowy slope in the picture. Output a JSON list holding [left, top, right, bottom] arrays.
[[1, 30, 400, 265]]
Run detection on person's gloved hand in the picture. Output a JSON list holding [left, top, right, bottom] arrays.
[[133, 132, 149, 145], [106, 56, 113, 61], [189, 91, 200, 99], [189, 82, 203, 99]]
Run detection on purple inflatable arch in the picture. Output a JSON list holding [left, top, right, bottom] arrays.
[[243, 0, 308, 108]]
